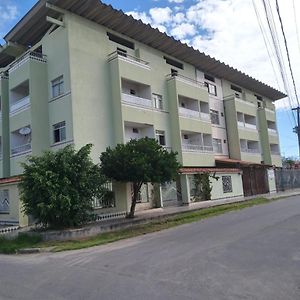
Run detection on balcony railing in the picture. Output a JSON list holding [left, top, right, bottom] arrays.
[[10, 96, 30, 114], [238, 121, 257, 130], [241, 148, 260, 154], [244, 123, 257, 129], [11, 143, 31, 155], [122, 93, 153, 108], [179, 107, 210, 122], [166, 73, 205, 88], [9, 51, 47, 73], [182, 143, 213, 153], [108, 51, 150, 68], [271, 150, 280, 155], [268, 128, 277, 135]]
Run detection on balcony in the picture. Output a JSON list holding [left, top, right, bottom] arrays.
[[237, 112, 257, 130], [9, 51, 47, 73], [10, 96, 30, 115], [108, 50, 150, 70], [11, 143, 31, 156], [122, 93, 152, 108], [240, 139, 260, 154], [182, 143, 213, 152], [270, 144, 280, 156], [268, 128, 277, 135], [11, 126, 32, 157], [166, 73, 206, 89], [267, 121, 277, 135], [178, 95, 210, 122], [181, 132, 213, 153]]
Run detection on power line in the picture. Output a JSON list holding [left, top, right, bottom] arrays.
[[260, 0, 297, 125], [293, 0, 300, 54], [275, 0, 300, 106]]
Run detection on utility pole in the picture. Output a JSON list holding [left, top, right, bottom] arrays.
[[292, 107, 300, 158]]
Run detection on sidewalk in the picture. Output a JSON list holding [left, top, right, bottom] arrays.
[[36, 188, 300, 242]]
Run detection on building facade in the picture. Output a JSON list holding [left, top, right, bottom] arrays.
[[0, 0, 285, 224]]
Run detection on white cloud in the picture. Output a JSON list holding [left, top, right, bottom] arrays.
[[171, 23, 196, 39], [126, 11, 152, 24], [0, 4, 18, 30], [168, 0, 185, 3], [126, 0, 300, 111], [149, 7, 173, 24]]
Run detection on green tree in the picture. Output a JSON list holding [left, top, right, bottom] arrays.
[[192, 173, 219, 201], [100, 137, 180, 218], [19, 144, 108, 228]]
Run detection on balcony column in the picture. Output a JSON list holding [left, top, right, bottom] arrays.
[[179, 174, 191, 205]]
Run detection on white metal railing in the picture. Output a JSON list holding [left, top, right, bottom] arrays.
[[179, 107, 199, 118], [10, 96, 30, 114], [241, 148, 260, 154], [268, 128, 277, 134], [9, 51, 47, 73], [200, 112, 211, 121], [265, 107, 275, 114], [179, 107, 210, 122], [166, 73, 205, 88], [182, 143, 213, 152], [244, 123, 257, 129], [238, 121, 257, 130], [11, 143, 31, 155], [108, 51, 150, 67], [122, 93, 153, 108], [271, 150, 280, 155]]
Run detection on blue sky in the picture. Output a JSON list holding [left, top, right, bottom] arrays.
[[0, 0, 299, 158]]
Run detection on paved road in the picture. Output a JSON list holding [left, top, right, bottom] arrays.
[[1, 196, 300, 300]]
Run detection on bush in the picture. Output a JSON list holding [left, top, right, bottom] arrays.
[[19, 144, 108, 228]]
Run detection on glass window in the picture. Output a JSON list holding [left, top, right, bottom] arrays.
[[210, 110, 220, 125], [53, 121, 66, 144], [213, 138, 222, 153], [51, 76, 64, 98], [156, 130, 166, 146], [152, 94, 163, 110], [205, 82, 217, 96]]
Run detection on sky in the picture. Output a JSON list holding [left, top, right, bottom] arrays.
[[0, 0, 300, 158]]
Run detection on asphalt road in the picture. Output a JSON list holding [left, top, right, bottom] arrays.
[[1, 196, 300, 300]]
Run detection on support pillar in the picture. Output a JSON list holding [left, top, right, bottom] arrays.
[[180, 174, 191, 205]]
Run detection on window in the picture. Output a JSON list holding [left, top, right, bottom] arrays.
[[132, 128, 139, 133], [171, 68, 178, 76], [205, 82, 217, 96], [0, 190, 9, 214], [164, 56, 184, 69], [156, 130, 166, 146], [130, 89, 136, 95], [204, 74, 215, 82], [117, 47, 127, 57], [153, 94, 163, 110], [53, 121, 66, 143], [222, 176, 233, 193], [51, 76, 64, 98], [255, 94, 263, 101], [213, 138, 222, 153], [210, 110, 220, 125], [107, 32, 134, 49], [231, 84, 242, 93], [183, 134, 188, 140]]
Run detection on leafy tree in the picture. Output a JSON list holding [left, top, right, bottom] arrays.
[[192, 172, 219, 201], [100, 137, 180, 218], [20, 144, 108, 228]]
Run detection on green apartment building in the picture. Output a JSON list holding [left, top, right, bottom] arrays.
[[0, 0, 285, 225]]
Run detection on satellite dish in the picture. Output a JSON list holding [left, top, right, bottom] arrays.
[[19, 127, 31, 135]]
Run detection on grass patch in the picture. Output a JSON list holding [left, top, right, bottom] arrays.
[[0, 233, 42, 254], [40, 197, 271, 252], [0, 197, 274, 254]]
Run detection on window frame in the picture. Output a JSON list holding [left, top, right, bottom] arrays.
[[210, 109, 220, 125], [155, 130, 166, 146], [152, 93, 163, 110], [51, 75, 64, 98], [53, 121, 66, 144]]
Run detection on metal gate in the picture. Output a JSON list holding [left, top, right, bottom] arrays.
[[242, 167, 269, 196]]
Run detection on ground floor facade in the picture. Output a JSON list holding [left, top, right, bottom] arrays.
[[0, 164, 281, 227]]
